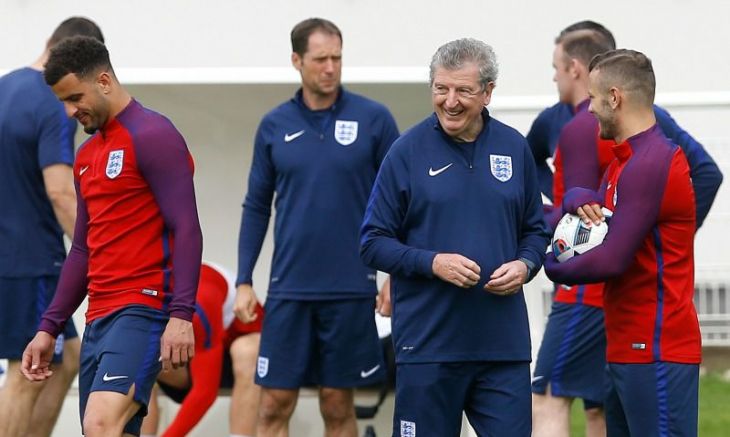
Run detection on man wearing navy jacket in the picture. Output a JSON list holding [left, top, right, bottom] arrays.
[[361, 38, 550, 436], [235, 18, 399, 437]]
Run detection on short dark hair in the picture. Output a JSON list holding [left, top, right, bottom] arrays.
[[560, 20, 616, 50], [555, 29, 614, 68], [589, 49, 656, 106], [48, 16, 104, 47], [44, 36, 113, 86], [290, 18, 342, 56]]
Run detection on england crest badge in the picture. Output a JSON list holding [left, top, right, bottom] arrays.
[[334, 120, 358, 146], [257, 356, 269, 378], [490, 154, 512, 182], [106, 150, 124, 179]]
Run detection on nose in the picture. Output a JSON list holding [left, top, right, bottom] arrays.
[[323, 58, 335, 74], [444, 89, 459, 108], [63, 102, 77, 118]]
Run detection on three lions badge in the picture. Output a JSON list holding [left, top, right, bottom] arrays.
[[490, 154, 512, 182], [334, 120, 358, 146]]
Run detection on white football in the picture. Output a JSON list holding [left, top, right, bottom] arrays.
[[552, 213, 609, 262]]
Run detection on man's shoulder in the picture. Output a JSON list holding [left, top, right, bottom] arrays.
[[0, 68, 57, 109], [120, 101, 183, 143], [260, 98, 299, 124], [340, 89, 391, 115], [395, 115, 435, 143], [534, 101, 572, 124], [488, 116, 528, 143]]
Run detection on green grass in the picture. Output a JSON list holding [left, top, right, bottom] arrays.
[[569, 373, 730, 436]]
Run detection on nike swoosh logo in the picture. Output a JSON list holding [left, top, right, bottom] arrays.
[[102, 373, 128, 382], [531, 375, 544, 384], [79, 165, 90, 176], [360, 364, 381, 378], [428, 163, 453, 177], [284, 130, 305, 142]]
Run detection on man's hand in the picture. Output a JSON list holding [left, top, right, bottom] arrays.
[[576, 203, 605, 226], [484, 260, 528, 296], [21, 331, 56, 382], [233, 284, 259, 323], [433, 253, 481, 288], [376, 277, 392, 316], [160, 317, 195, 372]]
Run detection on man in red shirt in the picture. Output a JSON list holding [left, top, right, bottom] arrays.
[[546, 49, 701, 437], [21, 36, 203, 437]]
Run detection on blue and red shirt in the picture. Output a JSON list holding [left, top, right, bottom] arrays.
[[548, 99, 615, 308], [545, 124, 701, 364], [39, 99, 203, 336], [527, 102, 722, 228]]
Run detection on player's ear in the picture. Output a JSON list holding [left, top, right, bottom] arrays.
[[608, 86, 621, 110], [291, 52, 302, 71]]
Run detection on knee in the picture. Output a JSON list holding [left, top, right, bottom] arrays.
[[258, 390, 296, 424], [82, 411, 123, 437], [319, 388, 355, 424], [230, 335, 260, 380]]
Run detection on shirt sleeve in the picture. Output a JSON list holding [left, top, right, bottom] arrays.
[[135, 123, 203, 321], [526, 108, 555, 200], [360, 141, 438, 277], [36, 95, 76, 168], [37, 180, 90, 337], [373, 106, 400, 167], [544, 151, 675, 285], [236, 120, 275, 286], [654, 105, 723, 228]]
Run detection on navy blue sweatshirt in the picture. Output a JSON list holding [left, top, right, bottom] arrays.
[[237, 88, 399, 299], [361, 109, 550, 363]]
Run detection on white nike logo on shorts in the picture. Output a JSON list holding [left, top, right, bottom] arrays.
[[360, 364, 381, 378], [102, 372, 128, 382], [531, 375, 544, 384], [428, 163, 453, 176], [284, 130, 305, 142]]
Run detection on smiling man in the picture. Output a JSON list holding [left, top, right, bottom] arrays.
[[360, 38, 550, 436], [235, 18, 399, 437], [21, 36, 203, 437]]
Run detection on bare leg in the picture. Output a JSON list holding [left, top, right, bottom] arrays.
[[257, 387, 298, 437], [229, 333, 261, 435], [0, 360, 47, 436], [585, 406, 607, 437], [319, 387, 357, 437], [83, 385, 142, 437], [28, 337, 81, 437], [532, 386, 572, 437], [140, 384, 160, 436]]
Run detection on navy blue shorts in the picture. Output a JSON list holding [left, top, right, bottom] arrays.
[[605, 362, 698, 437], [394, 361, 531, 437], [0, 275, 78, 362], [79, 306, 166, 436], [532, 301, 606, 407], [255, 297, 385, 389]]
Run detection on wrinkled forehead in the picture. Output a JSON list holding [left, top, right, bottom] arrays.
[[431, 63, 481, 86]]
